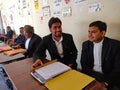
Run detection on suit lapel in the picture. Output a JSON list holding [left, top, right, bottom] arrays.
[[61, 34, 67, 56], [28, 38, 32, 49], [102, 37, 109, 63], [89, 42, 94, 62], [28, 34, 34, 49], [50, 37, 60, 57]]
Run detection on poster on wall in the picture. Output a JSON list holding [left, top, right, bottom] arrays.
[[1, 4, 19, 32], [74, 0, 87, 5], [62, 7, 72, 17], [18, 0, 25, 16], [27, 1, 32, 15], [34, 0, 40, 13], [42, 6, 50, 17], [43, 0, 49, 6], [22, 0, 26, 9], [64, 0, 71, 4], [88, 2, 101, 13], [2, 15, 7, 27], [53, 0, 62, 17]]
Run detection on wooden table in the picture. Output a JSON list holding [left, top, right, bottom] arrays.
[[0, 53, 25, 63], [0, 42, 7, 48], [4, 58, 48, 90], [3, 58, 106, 90], [0, 42, 25, 63]]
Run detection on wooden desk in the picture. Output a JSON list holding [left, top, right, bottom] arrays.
[[4, 58, 48, 90], [0, 42, 25, 63], [3, 58, 106, 90], [0, 53, 25, 63], [0, 42, 7, 48]]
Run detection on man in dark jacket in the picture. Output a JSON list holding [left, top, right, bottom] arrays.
[[24, 25, 42, 58], [5, 26, 14, 39], [32, 17, 78, 69], [80, 21, 120, 90], [14, 27, 26, 48]]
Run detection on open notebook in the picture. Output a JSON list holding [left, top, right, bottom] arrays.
[[31, 60, 71, 84]]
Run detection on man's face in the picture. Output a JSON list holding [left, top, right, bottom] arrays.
[[50, 22, 62, 38], [24, 31, 31, 38], [6, 27, 11, 31], [88, 26, 105, 43], [20, 29, 24, 34]]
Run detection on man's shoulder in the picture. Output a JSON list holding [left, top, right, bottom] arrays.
[[62, 33, 72, 37], [104, 37, 120, 45], [81, 40, 92, 49], [8, 30, 13, 33], [33, 33, 41, 37], [32, 33, 42, 41], [43, 34, 51, 39], [42, 34, 53, 43], [83, 40, 92, 44]]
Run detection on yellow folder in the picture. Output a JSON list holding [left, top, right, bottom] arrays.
[[45, 70, 95, 90]]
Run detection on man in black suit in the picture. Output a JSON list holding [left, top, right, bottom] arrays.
[[13, 27, 26, 48], [32, 17, 78, 69], [80, 21, 120, 90], [9, 27, 26, 48], [23, 25, 42, 58]]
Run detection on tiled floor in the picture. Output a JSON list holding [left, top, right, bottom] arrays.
[[0, 65, 13, 90]]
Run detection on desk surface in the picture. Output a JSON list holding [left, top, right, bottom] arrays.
[[0, 42, 7, 48], [0, 53, 25, 63], [3, 58, 105, 90], [4, 58, 48, 90], [0, 42, 25, 63]]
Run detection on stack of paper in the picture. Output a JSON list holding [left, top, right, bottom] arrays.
[[0, 46, 12, 53], [4, 48, 26, 56], [31, 60, 95, 90], [31, 61, 71, 84]]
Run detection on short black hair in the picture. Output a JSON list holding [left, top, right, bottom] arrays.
[[48, 17, 62, 29], [89, 21, 107, 32], [24, 25, 34, 34], [19, 27, 24, 29]]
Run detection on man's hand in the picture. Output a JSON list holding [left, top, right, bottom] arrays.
[[32, 59, 43, 68], [12, 45, 21, 49], [68, 64, 73, 67]]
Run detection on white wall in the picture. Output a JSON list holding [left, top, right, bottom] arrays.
[[1, 0, 120, 69]]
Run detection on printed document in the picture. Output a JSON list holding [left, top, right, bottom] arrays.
[[31, 61, 71, 83]]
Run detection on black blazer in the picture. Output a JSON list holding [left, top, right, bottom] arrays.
[[14, 34, 26, 48], [80, 37, 120, 87], [24, 33, 42, 57], [5, 30, 14, 39], [33, 33, 78, 69]]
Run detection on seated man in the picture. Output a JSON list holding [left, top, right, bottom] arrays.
[[80, 21, 120, 90], [32, 17, 78, 69], [7, 27, 26, 49], [13, 27, 26, 48], [23, 25, 42, 58], [5, 26, 14, 39]]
